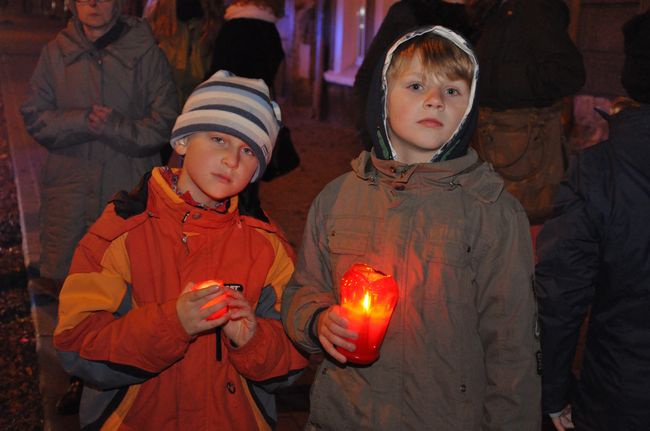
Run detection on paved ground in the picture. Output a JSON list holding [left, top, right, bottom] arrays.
[[0, 10, 359, 430]]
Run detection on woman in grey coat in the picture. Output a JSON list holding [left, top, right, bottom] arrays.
[[21, 0, 179, 286]]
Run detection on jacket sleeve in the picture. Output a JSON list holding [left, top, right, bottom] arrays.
[[226, 230, 309, 381], [475, 200, 541, 429], [535, 150, 603, 414], [20, 46, 92, 149], [101, 45, 180, 158], [281, 196, 337, 353], [494, 0, 585, 102], [54, 223, 194, 378]]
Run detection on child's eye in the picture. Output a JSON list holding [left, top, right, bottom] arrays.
[[211, 136, 226, 145], [408, 83, 423, 91], [445, 88, 461, 96], [241, 147, 255, 157]]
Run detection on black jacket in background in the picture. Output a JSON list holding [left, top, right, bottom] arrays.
[[207, 18, 284, 90], [474, 0, 585, 109], [535, 104, 650, 431]]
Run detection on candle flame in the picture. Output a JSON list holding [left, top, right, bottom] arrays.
[[362, 292, 371, 312]]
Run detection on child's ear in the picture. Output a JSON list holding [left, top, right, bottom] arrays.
[[174, 139, 188, 156]]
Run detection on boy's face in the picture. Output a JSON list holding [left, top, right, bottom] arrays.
[[175, 132, 259, 205], [386, 55, 470, 164]]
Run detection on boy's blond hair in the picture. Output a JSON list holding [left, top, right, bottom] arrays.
[[387, 34, 474, 86]]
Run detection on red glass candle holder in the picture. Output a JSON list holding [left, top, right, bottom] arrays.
[[193, 279, 228, 321], [336, 263, 399, 364]]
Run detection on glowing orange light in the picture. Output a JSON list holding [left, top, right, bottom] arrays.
[[193, 279, 228, 321], [362, 292, 371, 312], [336, 263, 399, 364]]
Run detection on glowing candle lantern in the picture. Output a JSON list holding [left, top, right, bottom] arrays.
[[336, 263, 399, 364], [193, 279, 228, 321]]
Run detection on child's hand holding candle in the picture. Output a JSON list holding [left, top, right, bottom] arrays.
[[193, 279, 229, 320], [176, 280, 229, 336], [313, 264, 399, 365]]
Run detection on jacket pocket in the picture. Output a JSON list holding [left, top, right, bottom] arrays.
[[422, 238, 473, 305], [328, 231, 368, 255], [426, 239, 471, 267], [326, 216, 380, 295]]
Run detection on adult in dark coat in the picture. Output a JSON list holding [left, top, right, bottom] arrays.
[[468, 0, 585, 225], [206, 0, 284, 90], [535, 9, 650, 431], [353, 0, 471, 150], [204, 0, 286, 220]]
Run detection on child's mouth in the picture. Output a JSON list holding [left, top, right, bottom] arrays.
[[418, 118, 443, 128]]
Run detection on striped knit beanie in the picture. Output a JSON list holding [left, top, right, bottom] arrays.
[[170, 70, 282, 182]]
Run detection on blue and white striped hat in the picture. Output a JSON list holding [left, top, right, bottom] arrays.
[[170, 70, 282, 182]]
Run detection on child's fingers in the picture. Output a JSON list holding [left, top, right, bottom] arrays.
[[224, 295, 250, 310], [328, 322, 358, 340], [326, 307, 357, 340], [199, 300, 229, 322], [189, 285, 223, 302], [328, 305, 348, 325], [181, 282, 196, 294], [319, 335, 348, 364], [192, 314, 228, 334], [322, 325, 356, 354], [227, 307, 254, 321]]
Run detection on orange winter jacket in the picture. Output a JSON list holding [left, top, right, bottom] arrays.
[[54, 167, 307, 430]]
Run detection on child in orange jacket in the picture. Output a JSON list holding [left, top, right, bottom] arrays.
[[54, 70, 307, 430]]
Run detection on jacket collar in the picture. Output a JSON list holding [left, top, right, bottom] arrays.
[[353, 149, 504, 203], [146, 167, 281, 235], [56, 16, 154, 68], [147, 167, 239, 228]]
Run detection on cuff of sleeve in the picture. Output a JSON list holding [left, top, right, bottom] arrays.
[[308, 307, 328, 347], [548, 411, 563, 418], [102, 111, 124, 145], [160, 300, 194, 344], [224, 322, 266, 357], [65, 108, 91, 132]]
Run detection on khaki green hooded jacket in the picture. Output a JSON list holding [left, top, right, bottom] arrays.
[[282, 26, 540, 430]]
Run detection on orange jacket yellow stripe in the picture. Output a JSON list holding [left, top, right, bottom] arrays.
[[55, 168, 307, 430]]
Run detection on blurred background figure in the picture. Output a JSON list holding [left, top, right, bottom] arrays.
[[144, 0, 223, 104], [20, 0, 179, 413], [353, 0, 471, 150], [144, 0, 223, 165], [204, 0, 299, 218], [467, 0, 585, 236], [206, 0, 284, 90], [535, 9, 650, 431]]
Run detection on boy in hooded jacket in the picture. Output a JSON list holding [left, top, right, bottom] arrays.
[[282, 26, 540, 430], [53, 70, 307, 430]]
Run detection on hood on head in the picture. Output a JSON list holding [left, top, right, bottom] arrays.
[[365, 25, 480, 162]]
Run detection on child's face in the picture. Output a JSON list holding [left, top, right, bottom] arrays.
[[175, 132, 259, 205], [386, 55, 470, 164]]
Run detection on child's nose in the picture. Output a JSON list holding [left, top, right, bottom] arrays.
[[222, 148, 240, 168], [423, 90, 444, 110]]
